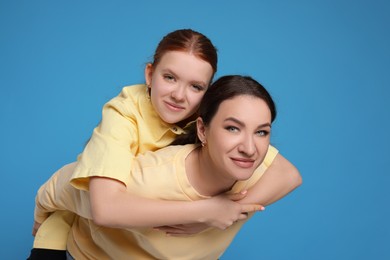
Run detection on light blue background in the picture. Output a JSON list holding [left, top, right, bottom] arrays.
[[1, 1, 389, 259]]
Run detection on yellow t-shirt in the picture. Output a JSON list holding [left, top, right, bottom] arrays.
[[35, 144, 279, 260]]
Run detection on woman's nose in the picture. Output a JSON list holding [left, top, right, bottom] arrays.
[[238, 135, 256, 156]]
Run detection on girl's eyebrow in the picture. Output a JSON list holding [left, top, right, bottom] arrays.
[[224, 117, 271, 128], [190, 80, 207, 87], [161, 68, 177, 77], [162, 68, 207, 87]]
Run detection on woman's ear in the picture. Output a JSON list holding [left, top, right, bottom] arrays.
[[144, 63, 153, 87], [196, 117, 206, 143]]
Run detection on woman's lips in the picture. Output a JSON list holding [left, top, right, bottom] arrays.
[[231, 158, 255, 168]]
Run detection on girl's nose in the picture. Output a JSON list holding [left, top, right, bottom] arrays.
[[171, 85, 185, 101]]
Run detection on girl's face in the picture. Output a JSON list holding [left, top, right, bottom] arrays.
[[199, 95, 272, 183], [145, 51, 214, 124]]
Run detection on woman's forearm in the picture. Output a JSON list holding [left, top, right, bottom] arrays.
[[241, 153, 302, 205]]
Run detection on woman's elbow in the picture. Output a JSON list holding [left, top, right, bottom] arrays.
[[289, 166, 302, 190]]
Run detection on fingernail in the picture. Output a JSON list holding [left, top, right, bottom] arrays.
[[240, 190, 247, 195]]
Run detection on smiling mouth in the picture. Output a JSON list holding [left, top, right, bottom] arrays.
[[231, 158, 255, 168], [164, 101, 185, 111]]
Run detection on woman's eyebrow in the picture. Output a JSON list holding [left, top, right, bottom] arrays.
[[224, 117, 271, 128], [224, 117, 244, 126]]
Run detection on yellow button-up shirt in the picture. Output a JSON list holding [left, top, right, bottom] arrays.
[[71, 84, 187, 190]]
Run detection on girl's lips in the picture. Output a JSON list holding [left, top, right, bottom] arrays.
[[164, 101, 185, 111], [231, 158, 255, 168]]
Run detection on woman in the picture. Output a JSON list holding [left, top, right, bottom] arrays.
[[31, 30, 300, 259], [34, 75, 301, 259]]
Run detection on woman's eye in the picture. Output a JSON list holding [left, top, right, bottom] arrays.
[[256, 130, 269, 136], [225, 126, 239, 133]]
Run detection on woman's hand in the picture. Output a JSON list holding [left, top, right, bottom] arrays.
[[154, 223, 209, 236], [32, 221, 41, 236]]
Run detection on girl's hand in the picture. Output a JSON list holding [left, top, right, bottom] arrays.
[[226, 190, 265, 220], [155, 191, 265, 235], [191, 190, 265, 231], [204, 190, 264, 230]]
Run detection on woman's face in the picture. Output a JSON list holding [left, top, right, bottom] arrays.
[[145, 51, 214, 124], [200, 95, 272, 182]]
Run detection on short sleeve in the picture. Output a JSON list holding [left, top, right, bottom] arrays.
[[35, 162, 92, 223], [262, 145, 279, 167], [70, 95, 139, 191]]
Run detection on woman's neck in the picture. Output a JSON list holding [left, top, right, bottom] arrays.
[[186, 147, 236, 197]]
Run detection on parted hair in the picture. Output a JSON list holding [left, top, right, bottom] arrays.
[[152, 29, 218, 78]]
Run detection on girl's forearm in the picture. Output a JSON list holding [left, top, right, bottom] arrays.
[[89, 177, 259, 229], [89, 177, 213, 228]]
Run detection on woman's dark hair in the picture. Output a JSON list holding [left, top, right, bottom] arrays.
[[152, 29, 218, 79], [172, 75, 277, 145]]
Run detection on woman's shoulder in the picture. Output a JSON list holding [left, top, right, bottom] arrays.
[[137, 144, 197, 165]]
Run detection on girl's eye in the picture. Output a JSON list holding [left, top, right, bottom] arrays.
[[164, 75, 175, 81], [256, 130, 269, 136], [225, 126, 239, 133], [192, 85, 205, 92]]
